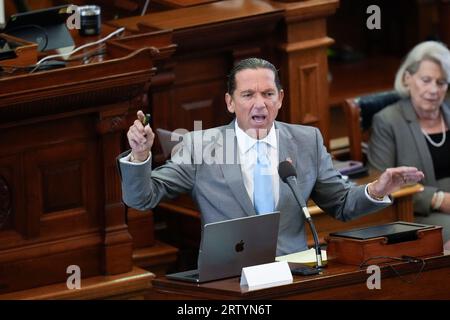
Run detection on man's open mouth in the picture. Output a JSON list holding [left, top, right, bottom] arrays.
[[252, 115, 267, 122]]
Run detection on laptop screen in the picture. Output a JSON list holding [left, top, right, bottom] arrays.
[[198, 212, 280, 282], [166, 211, 280, 283]]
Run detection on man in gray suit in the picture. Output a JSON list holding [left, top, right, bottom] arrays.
[[118, 58, 424, 255]]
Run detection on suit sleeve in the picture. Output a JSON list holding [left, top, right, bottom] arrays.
[[118, 134, 196, 210]]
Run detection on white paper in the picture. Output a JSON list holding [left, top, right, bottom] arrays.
[[276, 248, 327, 265], [240, 261, 293, 291]]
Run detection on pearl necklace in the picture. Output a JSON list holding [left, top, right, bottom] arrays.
[[421, 115, 447, 147]]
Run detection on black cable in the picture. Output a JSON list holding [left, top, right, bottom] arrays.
[[359, 255, 426, 284]]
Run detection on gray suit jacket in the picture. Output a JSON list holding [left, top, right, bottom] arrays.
[[368, 98, 450, 216], [119, 121, 388, 255]]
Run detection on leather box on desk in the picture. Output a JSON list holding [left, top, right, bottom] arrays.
[[0, 33, 38, 67], [326, 222, 443, 265]]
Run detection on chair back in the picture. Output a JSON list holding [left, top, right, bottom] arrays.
[[344, 91, 401, 162]]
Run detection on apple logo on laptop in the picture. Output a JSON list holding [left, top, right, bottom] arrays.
[[235, 240, 245, 252]]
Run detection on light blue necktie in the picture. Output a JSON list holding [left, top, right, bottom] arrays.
[[253, 141, 275, 214]]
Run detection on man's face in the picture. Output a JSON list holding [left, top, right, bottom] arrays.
[[225, 68, 284, 138]]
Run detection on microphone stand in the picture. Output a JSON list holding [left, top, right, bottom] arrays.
[[285, 176, 323, 271], [278, 161, 324, 273], [302, 207, 323, 270]]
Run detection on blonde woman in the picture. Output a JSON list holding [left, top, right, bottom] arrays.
[[369, 41, 450, 246]]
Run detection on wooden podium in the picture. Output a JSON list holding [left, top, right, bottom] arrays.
[[0, 27, 174, 295]]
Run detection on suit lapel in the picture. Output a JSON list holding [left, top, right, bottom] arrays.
[[277, 122, 294, 166], [275, 122, 294, 211], [401, 99, 437, 184], [219, 122, 256, 216]]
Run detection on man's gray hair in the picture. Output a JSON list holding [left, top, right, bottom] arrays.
[[227, 58, 282, 95], [394, 41, 450, 96]]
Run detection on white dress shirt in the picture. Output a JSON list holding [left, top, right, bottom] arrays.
[[235, 121, 280, 207]]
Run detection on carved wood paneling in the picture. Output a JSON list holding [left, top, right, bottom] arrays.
[[0, 85, 143, 126], [0, 176, 11, 231], [0, 237, 102, 294], [0, 155, 27, 238], [298, 63, 320, 124], [41, 161, 83, 214], [98, 109, 134, 274], [24, 136, 99, 238], [174, 87, 225, 130]]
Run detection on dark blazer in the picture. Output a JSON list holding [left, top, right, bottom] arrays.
[[119, 121, 388, 255], [369, 98, 450, 215]]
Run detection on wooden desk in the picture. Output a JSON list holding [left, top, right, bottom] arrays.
[[149, 252, 450, 300], [0, 266, 154, 300]]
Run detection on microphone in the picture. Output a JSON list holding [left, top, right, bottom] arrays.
[[278, 161, 323, 270]]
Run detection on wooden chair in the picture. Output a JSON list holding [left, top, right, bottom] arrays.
[[344, 91, 401, 162]]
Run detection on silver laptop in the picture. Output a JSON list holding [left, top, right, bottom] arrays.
[[156, 128, 183, 158], [166, 211, 280, 283]]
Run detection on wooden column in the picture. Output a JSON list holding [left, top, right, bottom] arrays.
[[275, 0, 339, 145], [97, 106, 134, 274]]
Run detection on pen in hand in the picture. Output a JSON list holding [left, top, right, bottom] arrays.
[[138, 113, 151, 137], [128, 111, 154, 161], [142, 113, 151, 127]]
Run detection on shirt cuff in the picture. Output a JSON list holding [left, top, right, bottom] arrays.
[[365, 184, 391, 203], [119, 152, 152, 165]]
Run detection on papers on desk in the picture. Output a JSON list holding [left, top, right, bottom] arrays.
[[276, 248, 328, 266]]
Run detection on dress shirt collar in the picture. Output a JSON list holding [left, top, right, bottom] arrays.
[[234, 121, 277, 154]]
